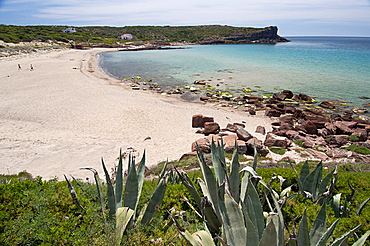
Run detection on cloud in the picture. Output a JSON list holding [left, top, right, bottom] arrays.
[[28, 0, 369, 26]]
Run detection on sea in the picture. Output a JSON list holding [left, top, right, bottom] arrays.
[[98, 37, 370, 109]]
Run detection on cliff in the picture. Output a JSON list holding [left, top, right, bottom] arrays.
[[198, 26, 289, 44]]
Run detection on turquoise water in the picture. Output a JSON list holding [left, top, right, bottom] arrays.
[[99, 37, 370, 108]]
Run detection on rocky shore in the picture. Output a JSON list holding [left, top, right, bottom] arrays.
[[118, 76, 370, 164], [184, 89, 370, 164]]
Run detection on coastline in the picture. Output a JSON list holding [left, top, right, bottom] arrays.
[[0, 48, 273, 180]]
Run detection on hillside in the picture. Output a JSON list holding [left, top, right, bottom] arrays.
[[0, 24, 289, 46]]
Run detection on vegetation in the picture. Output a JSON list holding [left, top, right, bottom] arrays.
[[0, 24, 282, 45], [0, 146, 369, 245]]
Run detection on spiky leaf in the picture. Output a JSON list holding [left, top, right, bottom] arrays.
[[116, 207, 134, 245]]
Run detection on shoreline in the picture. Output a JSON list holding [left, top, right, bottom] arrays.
[[0, 48, 273, 180]]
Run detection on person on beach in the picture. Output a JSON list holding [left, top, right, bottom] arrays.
[[18, 64, 22, 70], [30, 64, 34, 71]]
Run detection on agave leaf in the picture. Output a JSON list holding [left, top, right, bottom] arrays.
[[115, 150, 123, 209], [303, 161, 323, 198], [80, 168, 104, 214], [211, 139, 225, 186], [102, 158, 116, 218], [219, 193, 247, 246], [299, 161, 310, 191], [329, 224, 362, 246], [316, 219, 339, 246], [267, 187, 285, 246], [64, 175, 83, 210], [192, 231, 216, 246], [345, 180, 355, 202], [200, 196, 222, 234], [252, 144, 258, 170], [140, 176, 167, 224], [356, 197, 370, 216], [243, 211, 259, 246], [310, 200, 327, 245], [352, 230, 370, 246], [123, 156, 139, 213], [318, 168, 334, 195], [229, 142, 240, 203], [176, 169, 202, 209], [136, 150, 146, 204], [240, 171, 249, 203], [331, 193, 342, 218], [258, 217, 278, 246], [297, 210, 310, 246], [197, 149, 221, 219], [115, 207, 134, 245], [242, 178, 265, 240]]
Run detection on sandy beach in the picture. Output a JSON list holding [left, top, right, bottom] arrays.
[[0, 48, 273, 180]]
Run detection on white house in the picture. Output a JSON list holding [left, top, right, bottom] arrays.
[[63, 28, 76, 33], [120, 34, 133, 40]]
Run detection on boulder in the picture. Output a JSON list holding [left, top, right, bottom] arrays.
[[352, 129, 368, 142], [294, 93, 313, 102], [191, 138, 211, 153], [204, 122, 220, 135], [334, 121, 353, 135], [320, 101, 335, 109], [264, 133, 292, 148], [281, 90, 294, 99], [224, 136, 247, 154], [273, 93, 287, 101], [305, 149, 329, 161], [285, 106, 297, 114], [297, 120, 318, 135], [192, 114, 214, 128], [329, 135, 350, 147], [305, 116, 329, 129], [326, 149, 353, 158], [255, 125, 266, 135], [236, 128, 254, 141], [246, 138, 269, 156], [224, 123, 245, 132], [265, 108, 282, 117]]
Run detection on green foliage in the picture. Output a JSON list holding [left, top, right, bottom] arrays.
[[269, 147, 287, 155], [0, 176, 113, 245], [0, 24, 278, 44], [349, 135, 360, 142], [345, 144, 370, 155]]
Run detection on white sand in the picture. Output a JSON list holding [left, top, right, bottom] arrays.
[[0, 48, 273, 180]]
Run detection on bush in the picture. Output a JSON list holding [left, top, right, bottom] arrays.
[[346, 144, 370, 155]]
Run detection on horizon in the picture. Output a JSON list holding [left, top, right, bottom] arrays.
[[1, 0, 370, 37]]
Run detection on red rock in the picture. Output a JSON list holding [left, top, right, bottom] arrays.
[[236, 128, 253, 141], [298, 120, 318, 135], [204, 122, 220, 135], [255, 126, 266, 135], [191, 138, 211, 153], [265, 108, 282, 117], [264, 133, 292, 148], [192, 114, 214, 128]]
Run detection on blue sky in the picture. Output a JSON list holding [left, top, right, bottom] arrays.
[[1, 0, 370, 36]]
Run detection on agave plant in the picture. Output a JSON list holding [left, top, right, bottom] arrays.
[[175, 140, 370, 245], [175, 140, 286, 245], [81, 150, 168, 245], [290, 161, 338, 204]]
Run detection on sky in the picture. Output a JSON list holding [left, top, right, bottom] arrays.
[[0, 0, 370, 36]]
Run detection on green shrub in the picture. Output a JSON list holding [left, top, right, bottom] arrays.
[[349, 135, 360, 142], [345, 144, 370, 155], [269, 147, 287, 155]]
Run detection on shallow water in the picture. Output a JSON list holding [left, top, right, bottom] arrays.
[[99, 37, 370, 108]]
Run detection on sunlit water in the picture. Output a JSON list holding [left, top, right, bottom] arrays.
[[99, 37, 370, 108]]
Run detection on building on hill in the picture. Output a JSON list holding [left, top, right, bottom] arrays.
[[63, 27, 76, 33], [120, 34, 133, 40]]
